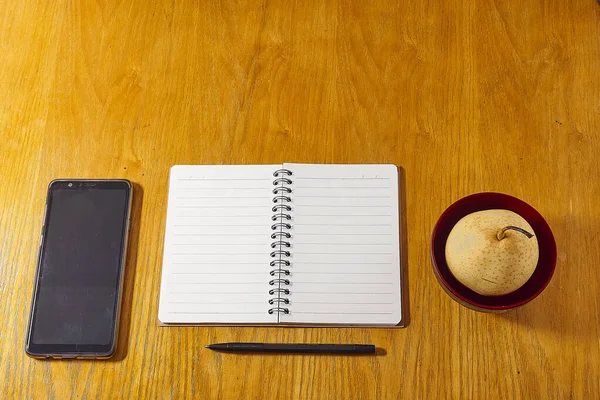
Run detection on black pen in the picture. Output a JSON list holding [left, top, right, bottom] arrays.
[[205, 342, 376, 355]]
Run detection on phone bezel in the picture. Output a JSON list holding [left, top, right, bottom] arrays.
[[25, 179, 132, 359]]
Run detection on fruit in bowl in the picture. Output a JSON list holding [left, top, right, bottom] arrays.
[[430, 192, 557, 312], [445, 209, 539, 296]]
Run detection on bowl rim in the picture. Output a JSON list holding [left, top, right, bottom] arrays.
[[431, 192, 557, 310]]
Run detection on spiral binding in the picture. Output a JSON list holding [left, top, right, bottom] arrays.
[[269, 168, 293, 315]]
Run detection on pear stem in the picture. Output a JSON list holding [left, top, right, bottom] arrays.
[[496, 226, 534, 240]]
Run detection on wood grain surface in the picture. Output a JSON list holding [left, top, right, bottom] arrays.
[[1, 0, 599, 398]]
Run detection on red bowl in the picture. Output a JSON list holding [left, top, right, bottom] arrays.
[[431, 192, 557, 312]]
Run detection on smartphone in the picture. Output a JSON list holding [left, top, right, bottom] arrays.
[[25, 179, 132, 359]]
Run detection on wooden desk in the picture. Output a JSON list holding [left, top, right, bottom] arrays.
[[1, 0, 599, 398]]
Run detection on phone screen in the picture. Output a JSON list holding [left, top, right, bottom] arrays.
[[27, 180, 131, 357]]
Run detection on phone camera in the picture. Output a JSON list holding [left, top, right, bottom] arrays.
[[68, 183, 73, 187]]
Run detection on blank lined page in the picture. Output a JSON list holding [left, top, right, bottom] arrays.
[[280, 163, 402, 326], [158, 165, 278, 324]]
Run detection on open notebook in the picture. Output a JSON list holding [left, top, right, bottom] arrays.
[[158, 163, 403, 326]]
